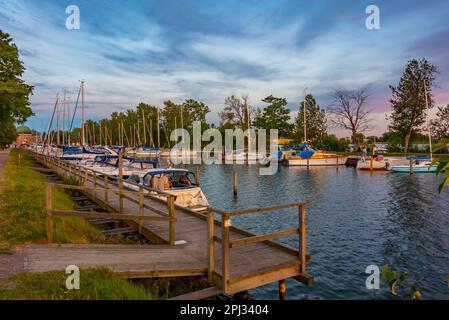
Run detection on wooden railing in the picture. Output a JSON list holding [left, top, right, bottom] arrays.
[[207, 202, 309, 292], [35, 153, 177, 245]]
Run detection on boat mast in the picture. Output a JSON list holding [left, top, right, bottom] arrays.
[[303, 88, 307, 143], [157, 107, 160, 147], [62, 90, 66, 146], [424, 79, 433, 161], [142, 109, 146, 146], [56, 95, 60, 146], [81, 81, 85, 146], [67, 95, 70, 145]]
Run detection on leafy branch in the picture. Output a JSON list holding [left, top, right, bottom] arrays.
[[381, 265, 422, 300]]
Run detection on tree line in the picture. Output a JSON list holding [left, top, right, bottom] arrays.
[[1, 29, 448, 153]]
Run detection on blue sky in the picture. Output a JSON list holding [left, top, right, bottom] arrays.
[[1, 0, 449, 136]]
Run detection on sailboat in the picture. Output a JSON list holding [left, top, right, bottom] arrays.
[[389, 80, 438, 173], [287, 89, 347, 166]]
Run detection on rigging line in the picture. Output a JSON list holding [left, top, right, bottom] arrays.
[[69, 84, 82, 132]]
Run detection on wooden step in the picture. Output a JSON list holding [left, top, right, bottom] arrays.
[[169, 286, 222, 300], [88, 218, 118, 225], [101, 227, 135, 236]]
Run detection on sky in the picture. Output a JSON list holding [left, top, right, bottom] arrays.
[[1, 0, 449, 137]]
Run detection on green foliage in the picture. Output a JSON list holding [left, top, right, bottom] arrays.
[[381, 265, 422, 300], [317, 134, 349, 152], [218, 95, 253, 131], [0, 149, 104, 245], [0, 30, 33, 147], [434, 140, 449, 193], [0, 268, 156, 300], [389, 58, 438, 153], [253, 95, 292, 135], [294, 94, 327, 143], [431, 104, 449, 140]]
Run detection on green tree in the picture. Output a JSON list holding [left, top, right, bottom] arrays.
[[0, 30, 34, 146], [218, 95, 252, 130], [253, 95, 292, 136], [388, 58, 438, 153], [294, 94, 327, 143], [431, 104, 449, 140]]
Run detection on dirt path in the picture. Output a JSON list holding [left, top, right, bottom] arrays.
[[0, 148, 10, 179]]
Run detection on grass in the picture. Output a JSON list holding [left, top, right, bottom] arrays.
[[0, 268, 156, 300], [0, 149, 104, 246]]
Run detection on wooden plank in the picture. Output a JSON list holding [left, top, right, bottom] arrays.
[[220, 202, 309, 217], [227, 263, 300, 295], [229, 229, 299, 248], [207, 209, 215, 282], [48, 210, 174, 221], [221, 214, 230, 292], [169, 286, 222, 300]]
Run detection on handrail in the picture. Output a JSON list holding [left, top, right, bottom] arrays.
[[210, 201, 309, 216], [39, 152, 178, 245]]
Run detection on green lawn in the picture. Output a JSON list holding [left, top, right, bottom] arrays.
[[0, 149, 104, 247], [0, 268, 156, 300]]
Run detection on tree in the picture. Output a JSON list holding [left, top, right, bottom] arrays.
[[253, 95, 292, 136], [328, 89, 370, 144], [294, 94, 327, 144], [0, 30, 34, 146], [431, 104, 449, 140], [218, 95, 253, 130], [388, 58, 438, 153]]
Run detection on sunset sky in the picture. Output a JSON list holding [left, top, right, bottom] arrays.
[[1, 0, 449, 137]]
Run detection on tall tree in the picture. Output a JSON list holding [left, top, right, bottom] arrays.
[[253, 95, 292, 135], [328, 89, 370, 144], [431, 104, 449, 140], [218, 95, 253, 130], [0, 30, 34, 146], [388, 58, 438, 153], [294, 94, 327, 143]]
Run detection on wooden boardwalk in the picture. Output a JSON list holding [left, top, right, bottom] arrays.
[[31, 152, 313, 298]]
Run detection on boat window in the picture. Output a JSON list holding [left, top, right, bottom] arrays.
[[127, 174, 140, 184]]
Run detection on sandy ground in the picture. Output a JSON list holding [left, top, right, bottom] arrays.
[[0, 149, 26, 285]]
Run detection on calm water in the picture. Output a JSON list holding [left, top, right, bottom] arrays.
[[182, 163, 449, 300]]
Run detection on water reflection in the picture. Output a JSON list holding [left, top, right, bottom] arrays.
[[160, 158, 449, 299]]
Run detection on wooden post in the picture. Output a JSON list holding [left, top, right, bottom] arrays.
[[410, 159, 414, 175], [139, 186, 144, 234], [196, 166, 201, 187], [233, 169, 238, 197], [370, 155, 374, 174], [45, 184, 53, 243], [222, 214, 230, 292], [84, 168, 88, 192], [118, 150, 123, 213], [103, 175, 109, 205], [168, 195, 175, 245], [306, 156, 310, 169], [299, 204, 306, 273], [207, 209, 215, 282], [93, 171, 97, 199], [279, 279, 286, 300]]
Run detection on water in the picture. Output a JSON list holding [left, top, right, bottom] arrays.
[[185, 163, 449, 300]]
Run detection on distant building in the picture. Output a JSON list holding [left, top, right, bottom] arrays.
[[15, 126, 39, 146]]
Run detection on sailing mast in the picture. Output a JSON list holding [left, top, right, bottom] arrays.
[[157, 107, 160, 147], [303, 88, 307, 143], [67, 96, 71, 145], [142, 109, 146, 146], [81, 81, 86, 146], [424, 80, 433, 161]]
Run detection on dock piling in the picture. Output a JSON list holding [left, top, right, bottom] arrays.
[[279, 279, 286, 300], [233, 169, 238, 197]]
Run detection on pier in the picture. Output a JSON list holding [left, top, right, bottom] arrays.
[[29, 152, 314, 299]]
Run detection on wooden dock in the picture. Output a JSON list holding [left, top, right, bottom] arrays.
[[31, 152, 313, 299]]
